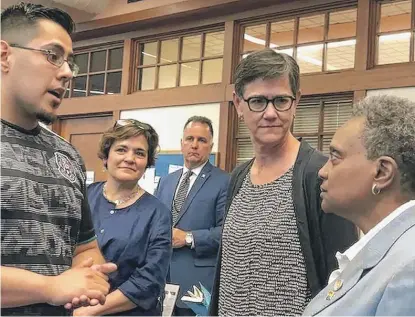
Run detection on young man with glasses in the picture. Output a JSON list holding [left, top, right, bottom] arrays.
[[209, 49, 358, 316], [1, 3, 116, 315]]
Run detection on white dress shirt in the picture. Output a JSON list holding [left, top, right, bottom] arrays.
[[174, 160, 208, 198], [328, 200, 415, 284]]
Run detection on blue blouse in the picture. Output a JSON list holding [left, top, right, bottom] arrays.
[[87, 182, 172, 316]]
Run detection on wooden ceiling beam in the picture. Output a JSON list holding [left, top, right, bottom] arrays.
[[73, 0, 283, 41]]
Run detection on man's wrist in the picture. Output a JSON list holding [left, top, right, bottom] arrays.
[[42, 275, 56, 305], [185, 232, 194, 248]]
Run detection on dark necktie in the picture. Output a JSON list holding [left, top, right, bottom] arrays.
[[172, 170, 192, 224]]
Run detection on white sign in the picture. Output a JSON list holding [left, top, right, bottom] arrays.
[[163, 284, 180, 317], [138, 167, 156, 194], [86, 171, 95, 186], [168, 164, 182, 174]]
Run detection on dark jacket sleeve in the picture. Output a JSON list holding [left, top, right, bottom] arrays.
[[192, 173, 229, 257]]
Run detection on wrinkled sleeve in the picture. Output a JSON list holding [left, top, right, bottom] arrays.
[[376, 260, 415, 315], [118, 204, 172, 310]]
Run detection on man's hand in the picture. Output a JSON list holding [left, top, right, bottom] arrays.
[[73, 305, 98, 316], [45, 258, 113, 307], [64, 260, 117, 310], [172, 228, 186, 248]]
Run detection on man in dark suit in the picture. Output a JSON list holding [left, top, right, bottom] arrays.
[[155, 116, 229, 316]]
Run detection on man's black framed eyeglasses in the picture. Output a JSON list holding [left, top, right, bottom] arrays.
[[9, 44, 79, 77], [243, 95, 296, 112]]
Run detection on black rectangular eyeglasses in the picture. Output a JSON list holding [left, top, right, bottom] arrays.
[[243, 95, 296, 112]]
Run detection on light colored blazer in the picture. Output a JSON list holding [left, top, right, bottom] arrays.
[[303, 205, 415, 316]]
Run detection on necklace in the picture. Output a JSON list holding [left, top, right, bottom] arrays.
[[102, 183, 141, 206]]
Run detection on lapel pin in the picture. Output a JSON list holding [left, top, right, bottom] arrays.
[[333, 279, 343, 292], [325, 290, 335, 301], [202, 174, 205, 178]]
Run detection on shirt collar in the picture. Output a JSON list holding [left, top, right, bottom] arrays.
[[1, 119, 41, 136], [336, 200, 415, 270], [183, 160, 208, 177]]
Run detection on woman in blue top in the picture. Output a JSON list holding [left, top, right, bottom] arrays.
[[74, 119, 172, 316]]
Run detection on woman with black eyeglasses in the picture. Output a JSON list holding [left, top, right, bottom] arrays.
[[74, 119, 172, 316], [209, 49, 358, 316]]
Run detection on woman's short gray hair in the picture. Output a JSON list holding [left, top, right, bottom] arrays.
[[234, 48, 300, 97], [353, 95, 415, 194]]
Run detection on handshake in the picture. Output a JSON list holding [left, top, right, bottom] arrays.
[[44, 258, 117, 310]]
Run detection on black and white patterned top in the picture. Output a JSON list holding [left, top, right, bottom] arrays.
[[218, 167, 311, 316], [1, 120, 96, 316]]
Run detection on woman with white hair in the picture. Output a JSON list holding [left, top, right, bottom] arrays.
[[303, 95, 415, 315]]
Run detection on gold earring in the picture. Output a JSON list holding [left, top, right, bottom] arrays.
[[372, 184, 381, 195]]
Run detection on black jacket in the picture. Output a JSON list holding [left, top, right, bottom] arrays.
[[209, 140, 358, 315]]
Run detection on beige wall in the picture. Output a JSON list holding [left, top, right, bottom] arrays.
[[120, 103, 221, 152], [367, 87, 415, 102]]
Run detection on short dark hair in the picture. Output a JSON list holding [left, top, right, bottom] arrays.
[[183, 116, 214, 137], [234, 48, 300, 98], [1, 2, 75, 44], [98, 120, 159, 168]]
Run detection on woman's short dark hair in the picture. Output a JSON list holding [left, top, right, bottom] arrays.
[[98, 119, 159, 168], [234, 48, 300, 98], [1, 2, 75, 44]]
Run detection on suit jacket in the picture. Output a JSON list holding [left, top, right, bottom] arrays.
[[155, 161, 230, 308], [303, 205, 415, 316]]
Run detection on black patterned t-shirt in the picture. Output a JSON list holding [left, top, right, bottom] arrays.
[[1, 119, 96, 316]]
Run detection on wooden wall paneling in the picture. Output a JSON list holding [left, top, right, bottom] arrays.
[[113, 110, 121, 122], [226, 102, 238, 172], [60, 116, 113, 137], [299, 64, 415, 94], [353, 90, 367, 103], [58, 84, 225, 116], [61, 0, 415, 171], [372, 0, 381, 67], [176, 37, 183, 88], [199, 34, 206, 85], [217, 20, 236, 171], [73, 0, 284, 38], [121, 39, 133, 95], [221, 20, 236, 85], [218, 102, 231, 171], [51, 119, 62, 136], [410, 0, 415, 63], [225, 63, 415, 100], [60, 116, 114, 182], [355, 0, 371, 71]]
